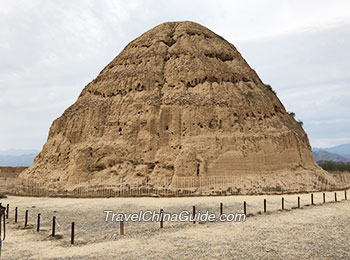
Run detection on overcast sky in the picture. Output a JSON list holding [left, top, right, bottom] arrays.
[[1, 0, 350, 151]]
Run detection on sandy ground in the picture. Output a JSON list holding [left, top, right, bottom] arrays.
[[0, 190, 349, 259]]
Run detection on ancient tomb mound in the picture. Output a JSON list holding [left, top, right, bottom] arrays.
[[18, 21, 346, 195]]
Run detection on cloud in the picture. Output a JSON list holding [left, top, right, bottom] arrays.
[[0, 0, 350, 149], [236, 23, 350, 148]]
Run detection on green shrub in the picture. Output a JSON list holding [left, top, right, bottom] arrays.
[[265, 84, 277, 95], [288, 111, 296, 118], [318, 161, 350, 172]]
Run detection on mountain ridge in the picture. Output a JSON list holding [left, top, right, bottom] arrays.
[[313, 143, 350, 162]]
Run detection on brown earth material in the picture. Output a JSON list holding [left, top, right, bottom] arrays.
[[18, 21, 344, 193], [0, 166, 27, 178]]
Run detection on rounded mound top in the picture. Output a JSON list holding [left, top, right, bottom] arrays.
[[81, 21, 262, 97]]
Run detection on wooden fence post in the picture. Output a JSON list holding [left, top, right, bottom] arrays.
[[160, 209, 164, 228], [335, 192, 337, 202], [311, 193, 314, 205], [25, 210, 28, 227], [297, 197, 300, 208], [220, 203, 223, 216], [323, 193, 326, 203], [37, 213, 40, 232], [281, 197, 284, 210], [264, 199, 266, 213], [15, 207, 17, 223], [243, 201, 247, 215], [120, 220, 124, 235], [192, 206, 196, 224], [52, 216, 56, 237], [345, 191, 347, 200], [71, 222, 75, 244]]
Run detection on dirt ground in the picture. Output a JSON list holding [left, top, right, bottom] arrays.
[[1, 190, 349, 259]]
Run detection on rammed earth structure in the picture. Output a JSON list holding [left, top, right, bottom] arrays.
[[19, 21, 342, 194]]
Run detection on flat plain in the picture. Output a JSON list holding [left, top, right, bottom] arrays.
[[1, 189, 349, 259]]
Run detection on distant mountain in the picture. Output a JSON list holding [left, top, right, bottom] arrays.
[[0, 149, 39, 166], [0, 149, 39, 156], [313, 150, 348, 163], [313, 143, 350, 161]]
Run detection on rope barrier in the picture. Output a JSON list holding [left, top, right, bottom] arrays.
[[55, 219, 71, 231], [284, 197, 299, 202], [283, 199, 297, 204]]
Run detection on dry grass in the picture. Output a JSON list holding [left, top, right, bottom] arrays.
[[1, 189, 350, 259]]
